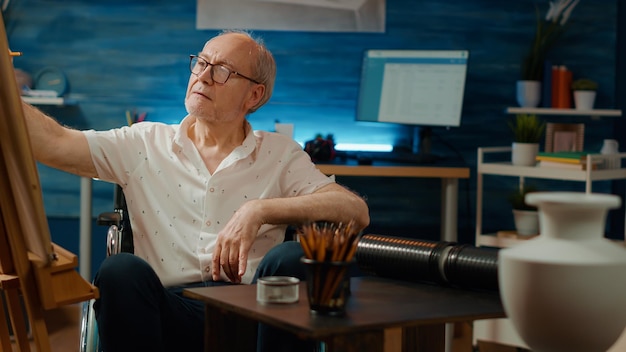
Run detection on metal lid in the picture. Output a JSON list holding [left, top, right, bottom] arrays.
[[258, 276, 299, 286]]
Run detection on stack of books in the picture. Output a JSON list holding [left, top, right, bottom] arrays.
[[535, 151, 600, 170]]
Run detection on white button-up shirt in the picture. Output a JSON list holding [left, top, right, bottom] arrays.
[[84, 116, 333, 286]]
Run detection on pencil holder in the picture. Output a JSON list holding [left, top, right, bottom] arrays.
[[301, 257, 351, 316]]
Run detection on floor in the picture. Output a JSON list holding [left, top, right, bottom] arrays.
[[10, 304, 81, 352]]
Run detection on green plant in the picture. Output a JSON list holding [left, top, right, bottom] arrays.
[[571, 78, 598, 91], [520, 1, 580, 81], [508, 184, 539, 211], [508, 114, 546, 144]]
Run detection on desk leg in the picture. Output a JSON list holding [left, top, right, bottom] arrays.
[[324, 325, 445, 352], [325, 330, 384, 352], [440, 178, 459, 243], [403, 324, 446, 352], [204, 305, 257, 352]]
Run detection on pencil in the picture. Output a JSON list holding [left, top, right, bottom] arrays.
[[125, 110, 133, 126], [9, 51, 22, 57]]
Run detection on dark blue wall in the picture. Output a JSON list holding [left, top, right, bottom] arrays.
[[3, 0, 622, 268]]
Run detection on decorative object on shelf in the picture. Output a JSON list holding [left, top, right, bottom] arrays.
[[551, 65, 573, 108], [508, 114, 546, 166], [517, 0, 581, 107], [499, 192, 626, 352], [507, 184, 539, 236], [600, 138, 620, 169], [516, 80, 542, 108], [33, 66, 68, 97], [571, 78, 598, 110], [304, 133, 336, 163], [544, 122, 584, 152]]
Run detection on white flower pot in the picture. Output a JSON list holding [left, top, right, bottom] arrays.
[[573, 90, 596, 110], [511, 142, 539, 166], [499, 192, 626, 352], [516, 80, 542, 108], [512, 209, 539, 236]]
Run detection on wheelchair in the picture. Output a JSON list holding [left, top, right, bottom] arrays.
[[78, 184, 300, 352], [79, 185, 133, 352]]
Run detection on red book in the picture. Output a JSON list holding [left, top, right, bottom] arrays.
[[555, 66, 572, 108], [562, 68, 572, 108], [551, 66, 560, 108]]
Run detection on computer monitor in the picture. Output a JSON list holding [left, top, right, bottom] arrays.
[[356, 49, 469, 159]]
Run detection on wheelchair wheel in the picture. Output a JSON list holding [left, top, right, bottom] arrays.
[[79, 299, 101, 352]]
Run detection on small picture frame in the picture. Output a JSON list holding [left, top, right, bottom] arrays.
[[544, 123, 585, 152]]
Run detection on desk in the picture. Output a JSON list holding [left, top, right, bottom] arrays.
[[184, 276, 504, 352], [316, 164, 470, 242]]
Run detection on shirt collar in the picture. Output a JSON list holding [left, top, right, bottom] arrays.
[[172, 115, 256, 158]]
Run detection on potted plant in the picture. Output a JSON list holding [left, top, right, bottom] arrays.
[[508, 184, 540, 236], [571, 78, 598, 110], [508, 114, 546, 166], [516, 0, 581, 108]]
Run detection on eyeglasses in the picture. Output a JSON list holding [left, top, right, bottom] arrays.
[[189, 55, 260, 85]]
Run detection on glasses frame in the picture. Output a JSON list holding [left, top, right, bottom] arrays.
[[189, 55, 260, 85]]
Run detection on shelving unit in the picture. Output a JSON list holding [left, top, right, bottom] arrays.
[[475, 146, 626, 248], [474, 107, 625, 349], [474, 147, 626, 348]]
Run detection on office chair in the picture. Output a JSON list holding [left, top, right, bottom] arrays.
[[79, 185, 132, 352]]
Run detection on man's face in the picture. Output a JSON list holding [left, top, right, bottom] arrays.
[[184, 33, 260, 123]]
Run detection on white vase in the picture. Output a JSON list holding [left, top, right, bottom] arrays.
[[573, 90, 596, 110], [516, 80, 542, 108], [511, 142, 539, 166], [499, 192, 626, 352], [600, 139, 620, 169]]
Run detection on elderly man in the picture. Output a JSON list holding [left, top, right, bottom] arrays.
[[19, 30, 368, 351]]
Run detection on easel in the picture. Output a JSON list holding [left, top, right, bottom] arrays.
[[0, 13, 98, 351]]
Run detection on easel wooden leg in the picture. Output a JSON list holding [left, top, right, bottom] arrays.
[[0, 291, 12, 352], [5, 289, 31, 352]]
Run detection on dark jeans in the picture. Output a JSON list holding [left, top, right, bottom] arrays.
[[93, 241, 313, 352]]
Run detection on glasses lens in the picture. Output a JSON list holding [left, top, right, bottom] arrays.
[[212, 65, 231, 84], [190, 56, 207, 75]]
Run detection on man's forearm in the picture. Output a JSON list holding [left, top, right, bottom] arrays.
[[251, 183, 370, 231]]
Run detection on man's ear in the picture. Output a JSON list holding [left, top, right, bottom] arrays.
[[246, 84, 265, 110]]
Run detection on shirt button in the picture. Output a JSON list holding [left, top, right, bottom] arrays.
[[205, 266, 211, 272], [209, 187, 215, 193], [205, 220, 211, 226]]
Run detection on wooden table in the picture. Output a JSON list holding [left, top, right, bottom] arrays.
[[184, 276, 504, 352], [315, 164, 470, 242]]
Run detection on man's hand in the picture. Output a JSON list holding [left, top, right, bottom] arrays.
[[211, 200, 262, 283]]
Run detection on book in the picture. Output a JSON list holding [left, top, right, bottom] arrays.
[[537, 160, 599, 170], [550, 65, 573, 108], [551, 65, 560, 108], [536, 151, 590, 164]]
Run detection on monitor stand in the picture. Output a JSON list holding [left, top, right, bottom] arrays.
[[411, 126, 438, 163]]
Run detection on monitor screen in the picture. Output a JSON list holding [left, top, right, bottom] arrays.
[[356, 49, 469, 127]]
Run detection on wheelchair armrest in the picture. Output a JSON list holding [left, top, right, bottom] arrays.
[[97, 211, 122, 226]]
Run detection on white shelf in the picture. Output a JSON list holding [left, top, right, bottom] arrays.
[[476, 233, 535, 248], [479, 160, 626, 182], [22, 96, 75, 106], [506, 107, 622, 117]]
